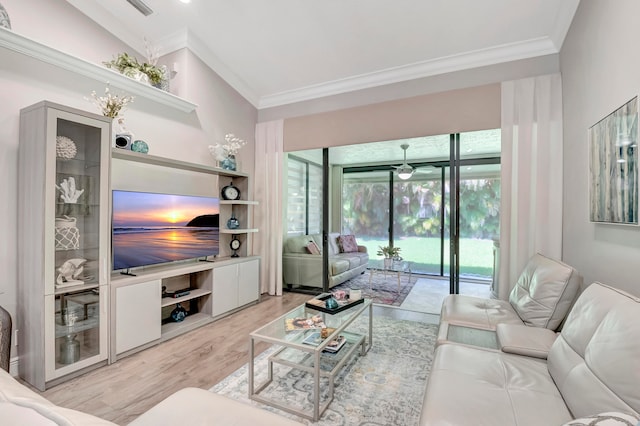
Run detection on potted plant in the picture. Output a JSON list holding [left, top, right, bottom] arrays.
[[377, 245, 401, 268], [104, 52, 166, 88]]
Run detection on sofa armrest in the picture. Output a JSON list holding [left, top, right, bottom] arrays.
[[129, 388, 304, 425], [496, 323, 558, 359]]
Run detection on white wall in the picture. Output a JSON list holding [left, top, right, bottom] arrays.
[[561, 0, 640, 296], [0, 0, 257, 360]]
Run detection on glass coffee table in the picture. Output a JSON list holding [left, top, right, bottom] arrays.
[[368, 258, 412, 292], [249, 299, 373, 421]]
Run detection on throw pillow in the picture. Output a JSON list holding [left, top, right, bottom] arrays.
[[305, 241, 321, 255], [338, 234, 358, 253], [562, 412, 640, 426]]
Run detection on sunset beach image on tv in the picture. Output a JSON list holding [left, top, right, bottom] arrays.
[[112, 190, 220, 271]]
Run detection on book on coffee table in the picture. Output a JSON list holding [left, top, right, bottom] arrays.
[[285, 314, 326, 331], [302, 332, 347, 353]]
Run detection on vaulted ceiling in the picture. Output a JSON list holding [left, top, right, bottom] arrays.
[[67, 0, 579, 109]]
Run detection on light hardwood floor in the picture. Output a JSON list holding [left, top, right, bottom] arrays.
[[34, 292, 438, 425], [36, 292, 310, 425]]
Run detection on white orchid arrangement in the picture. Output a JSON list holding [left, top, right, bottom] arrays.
[[208, 133, 247, 161], [89, 84, 134, 118]]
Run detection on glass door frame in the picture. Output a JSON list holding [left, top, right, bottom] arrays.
[[341, 141, 500, 290]]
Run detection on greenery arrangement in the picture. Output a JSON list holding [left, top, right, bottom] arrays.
[[377, 245, 401, 259], [104, 52, 165, 87]]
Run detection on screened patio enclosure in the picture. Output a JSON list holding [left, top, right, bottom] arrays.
[[284, 129, 500, 299]]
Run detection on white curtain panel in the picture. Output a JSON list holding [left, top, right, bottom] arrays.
[[253, 120, 284, 295], [498, 74, 564, 299]]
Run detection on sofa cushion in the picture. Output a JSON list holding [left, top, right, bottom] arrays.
[[509, 253, 582, 330], [337, 234, 358, 253], [440, 294, 523, 330], [327, 233, 340, 255], [420, 344, 572, 426], [330, 258, 350, 275], [305, 241, 321, 255], [285, 234, 318, 254], [548, 282, 640, 418]]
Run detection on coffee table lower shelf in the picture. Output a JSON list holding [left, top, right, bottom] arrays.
[[250, 331, 366, 421]]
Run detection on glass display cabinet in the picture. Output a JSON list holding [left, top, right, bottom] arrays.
[[18, 101, 110, 390]]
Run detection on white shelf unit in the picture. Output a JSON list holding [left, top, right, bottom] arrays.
[[0, 27, 197, 113], [109, 150, 260, 361]]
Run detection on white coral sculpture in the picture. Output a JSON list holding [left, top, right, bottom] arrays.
[[55, 177, 85, 203]]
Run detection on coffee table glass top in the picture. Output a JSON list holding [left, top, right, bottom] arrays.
[[251, 298, 372, 344], [368, 258, 411, 273]]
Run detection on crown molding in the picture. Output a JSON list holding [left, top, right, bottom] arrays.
[[549, 0, 581, 51], [257, 37, 558, 109]]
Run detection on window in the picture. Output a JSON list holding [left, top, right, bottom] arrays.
[[286, 156, 322, 235]]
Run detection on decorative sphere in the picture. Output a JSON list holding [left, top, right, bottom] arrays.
[[131, 140, 149, 154]]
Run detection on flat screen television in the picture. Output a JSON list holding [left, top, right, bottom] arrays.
[[112, 190, 220, 271]]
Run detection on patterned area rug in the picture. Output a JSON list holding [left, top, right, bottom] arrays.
[[330, 271, 418, 307], [210, 315, 437, 425]]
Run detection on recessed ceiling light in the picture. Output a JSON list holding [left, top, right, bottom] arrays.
[[178, 0, 191, 3]]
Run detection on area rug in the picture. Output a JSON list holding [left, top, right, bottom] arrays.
[[330, 271, 418, 307], [210, 315, 437, 425]]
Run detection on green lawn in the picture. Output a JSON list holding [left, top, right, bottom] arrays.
[[357, 236, 495, 278]]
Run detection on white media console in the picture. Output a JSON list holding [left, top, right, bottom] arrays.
[[110, 256, 260, 361]]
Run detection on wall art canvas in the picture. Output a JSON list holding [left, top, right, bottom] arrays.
[[589, 96, 639, 224]]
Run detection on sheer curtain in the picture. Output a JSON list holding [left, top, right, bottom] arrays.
[[498, 74, 564, 299], [253, 120, 284, 295]]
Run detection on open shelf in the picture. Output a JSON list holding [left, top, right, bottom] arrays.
[[112, 149, 248, 177], [220, 228, 259, 234], [161, 288, 212, 308], [161, 313, 213, 341], [220, 200, 258, 205], [0, 27, 197, 113]]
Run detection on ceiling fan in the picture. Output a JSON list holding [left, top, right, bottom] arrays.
[[393, 143, 436, 180]]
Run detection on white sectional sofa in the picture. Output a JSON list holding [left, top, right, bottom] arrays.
[[420, 282, 640, 425], [282, 232, 369, 289], [0, 369, 303, 425], [437, 253, 583, 345]]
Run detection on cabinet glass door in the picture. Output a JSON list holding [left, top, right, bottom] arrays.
[[48, 111, 109, 377]]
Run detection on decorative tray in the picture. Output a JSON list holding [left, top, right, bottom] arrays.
[[305, 293, 364, 314]]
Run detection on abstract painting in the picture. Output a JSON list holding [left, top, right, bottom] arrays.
[[589, 96, 638, 224]]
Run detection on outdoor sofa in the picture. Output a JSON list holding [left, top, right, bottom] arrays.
[[283, 232, 368, 289]]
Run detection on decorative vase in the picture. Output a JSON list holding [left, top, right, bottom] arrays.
[[59, 334, 80, 365], [227, 213, 240, 229], [55, 216, 80, 250], [384, 258, 392, 268], [170, 303, 187, 322], [221, 155, 237, 171], [131, 140, 149, 154]]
